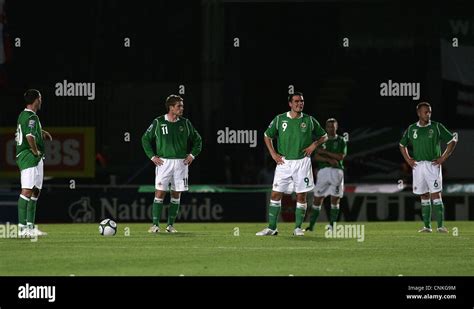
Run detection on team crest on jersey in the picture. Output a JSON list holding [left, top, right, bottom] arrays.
[[300, 122, 307, 132], [428, 129, 434, 138], [179, 126, 184, 132], [28, 119, 35, 128]]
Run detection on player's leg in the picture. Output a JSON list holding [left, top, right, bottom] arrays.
[[305, 195, 324, 231], [306, 168, 329, 232], [18, 188, 32, 237], [431, 192, 447, 233], [256, 161, 291, 236], [328, 168, 344, 228], [413, 162, 432, 232], [329, 196, 341, 228], [149, 190, 166, 233], [27, 188, 40, 229], [293, 192, 307, 236], [418, 193, 432, 232], [166, 190, 181, 233], [256, 191, 283, 236], [426, 164, 448, 233], [426, 163, 447, 232], [293, 157, 314, 236], [27, 160, 47, 236], [149, 159, 172, 233], [18, 165, 36, 237], [166, 159, 189, 232]]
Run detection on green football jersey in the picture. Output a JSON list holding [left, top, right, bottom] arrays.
[[399, 121, 455, 161], [15, 109, 44, 171], [264, 112, 327, 160], [142, 115, 202, 159], [317, 135, 347, 170]]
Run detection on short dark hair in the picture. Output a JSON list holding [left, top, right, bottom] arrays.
[[165, 94, 183, 111], [24, 89, 41, 105], [326, 118, 338, 124], [416, 102, 431, 110], [288, 92, 304, 102]]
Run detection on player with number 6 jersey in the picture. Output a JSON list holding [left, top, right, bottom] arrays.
[[399, 102, 457, 233]]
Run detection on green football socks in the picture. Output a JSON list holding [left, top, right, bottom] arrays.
[[268, 200, 281, 230], [152, 198, 164, 226], [421, 199, 432, 228]]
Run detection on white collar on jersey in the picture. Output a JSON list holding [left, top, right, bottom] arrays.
[[165, 114, 180, 122], [24, 108, 36, 114], [416, 120, 431, 127], [286, 111, 303, 119]]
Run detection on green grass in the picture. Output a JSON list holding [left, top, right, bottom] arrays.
[[1, 221, 473, 276]]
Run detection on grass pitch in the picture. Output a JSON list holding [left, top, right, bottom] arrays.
[[1, 221, 473, 276]]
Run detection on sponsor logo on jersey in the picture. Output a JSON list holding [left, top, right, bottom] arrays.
[[179, 126, 184, 132]]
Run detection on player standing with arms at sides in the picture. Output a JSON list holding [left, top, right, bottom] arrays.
[[15, 89, 51, 237], [142, 95, 202, 233], [305, 118, 347, 232], [256, 92, 328, 236], [399, 102, 457, 233]]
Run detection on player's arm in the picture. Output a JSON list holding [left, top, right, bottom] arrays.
[[26, 135, 41, 156], [25, 115, 41, 156], [399, 145, 416, 168], [434, 141, 457, 165], [303, 132, 328, 157], [264, 116, 284, 164], [264, 135, 284, 165], [433, 123, 458, 166], [42, 129, 52, 141], [314, 153, 338, 167], [317, 148, 345, 161], [141, 120, 163, 166], [320, 137, 348, 161], [303, 117, 328, 156], [399, 127, 416, 168], [184, 120, 202, 166]]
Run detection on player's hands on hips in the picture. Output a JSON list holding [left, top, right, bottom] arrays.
[[432, 157, 445, 166], [151, 156, 164, 166], [303, 143, 317, 157], [271, 153, 284, 165], [183, 154, 194, 166], [407, 158, 417, 168], [42, 130, 52, 141]]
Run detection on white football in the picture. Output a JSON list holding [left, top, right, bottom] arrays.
[[99, 219, 117, 236]]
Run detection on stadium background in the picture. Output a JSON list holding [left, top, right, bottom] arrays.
[[0, 0, 473, 224]]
